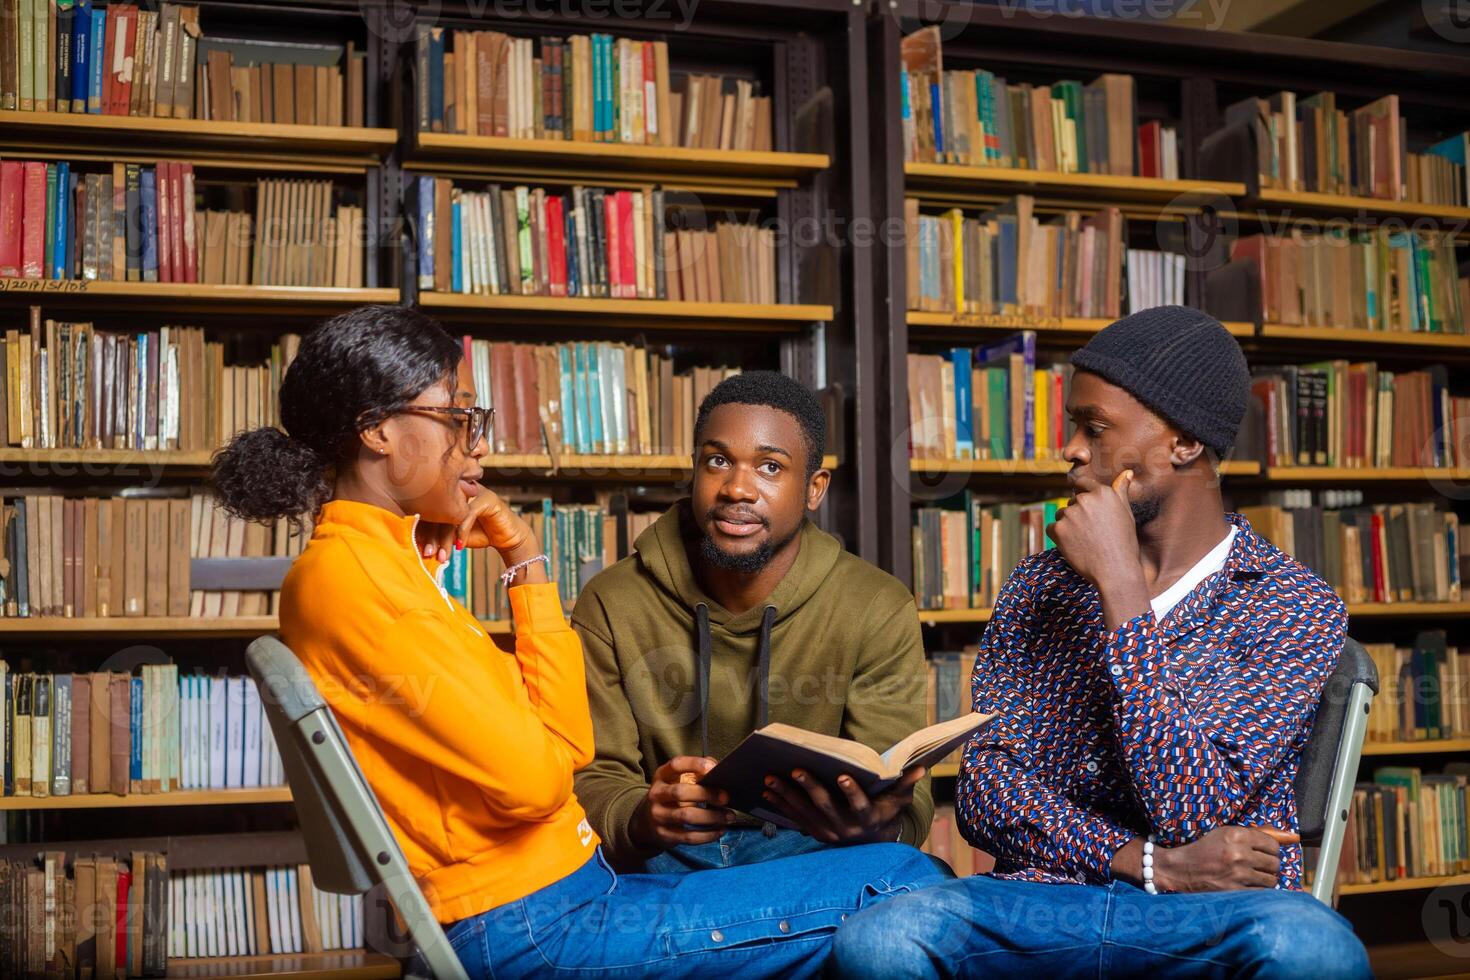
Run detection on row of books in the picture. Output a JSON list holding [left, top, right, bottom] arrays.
[[0, 492, 307, 619], [0, 313, 300, 454], [415, 29, 772, 151], [1, 851, 364, 976], [1247, 361, 1469, 470], [465, 338, 736, 458], [1230, 91, 1470, 206], [1337, 765, 1470, 885], [906, 333, 1078, 462], [418, 179, 777, 304], [926, 650, 974, 764], [899, 27, 1150, 177], [904, 196, 1124, 319], [1126, 249, 1188, 313], [912, 497, 1062, 611], [1230, 230, 1467, 334], [0, 161, 364, 287], [1364, 631, 1468, 744], [0, 665, 286, 798], [923, 806, 994, 878], [1241, 497, 1463, 606], [0, 1, 367, 126]]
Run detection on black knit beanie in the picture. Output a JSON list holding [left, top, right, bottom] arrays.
[[1069, 306, 1250, 456]]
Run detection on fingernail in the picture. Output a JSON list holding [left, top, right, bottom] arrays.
[[764, 777, 777, 789], [840, 777, 852, 787], [438, 548, 448, 562], [455, 539, 464, 551], [792, 771, 804, 782]]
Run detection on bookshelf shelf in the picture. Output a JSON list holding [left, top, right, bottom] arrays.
[[906, 312, 1254, 339], [0, 616, 514, 636], [1259, 324, 1470, 352], [0, 281, 398, 313], [163, 949, 402, 979], [1251, 187, 1470, 225], [418, 293, 833, 328], [0, 448, 217, 468], [1263, 466, 1470, 482], [0, 788, 293, 811], [0, 111, 397, 164], [918, 608, 993, 625], [1338, 873, 1470, 896], [909, 459, 1260, 476], [1346, 602, 1470, 618], [903, 163, 1246, 206], [410, 132, 829, 185], [1363, 739, 1470, 756], [482, 453, 839, 477]]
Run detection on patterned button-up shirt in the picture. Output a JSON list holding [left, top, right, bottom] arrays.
[[957, 512, 1345, 889]]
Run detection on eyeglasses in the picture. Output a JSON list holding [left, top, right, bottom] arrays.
[[402, 406, 494, 452]]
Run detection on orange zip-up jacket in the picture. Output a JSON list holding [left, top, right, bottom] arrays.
[[278, 499, 600, 925]]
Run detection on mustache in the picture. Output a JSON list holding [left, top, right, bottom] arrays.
[[706, 509, 768, 527]]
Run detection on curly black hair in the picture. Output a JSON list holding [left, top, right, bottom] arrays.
[[211, 305, 463, 525], [693, 371, 826, 479]]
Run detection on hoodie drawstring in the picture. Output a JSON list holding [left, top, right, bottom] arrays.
[[692, 602, 778, 756], [695, 602, 712, 758]]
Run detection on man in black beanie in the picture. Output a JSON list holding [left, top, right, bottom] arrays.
[[833, 307, 1371, 978]]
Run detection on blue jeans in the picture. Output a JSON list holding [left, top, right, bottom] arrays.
[[832, 875, 1372, 979], [445, 843, 949, 978], [641, 825, 832, 874]]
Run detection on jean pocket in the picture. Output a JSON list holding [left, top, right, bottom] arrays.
[[663, 905, 847, 956], [446, 915, 485, 954]]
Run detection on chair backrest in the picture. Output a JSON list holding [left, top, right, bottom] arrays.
[[1294, 636, 1378, 904], [246, 635, 469, 980]]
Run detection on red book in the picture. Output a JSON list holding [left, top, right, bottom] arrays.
[[489, 341, 518, 453], [115, 866, 131, 968], [102, 7, 118, 115], [180, 164, 197, 283], [1137, 121, 1160, 179], [511, 343, 541, 453], [20, 163, 47, 279], [117, 7, 138, 116], [169, 161, 186, 283], [617, 191, 635, 299], [1368, 511, 1386, 603], [0, 161, 22, 278], [546, 194, 566, 297], [156, 162, 173, 283], [641, 42, 656, 143], [604, 192, 621, 299]]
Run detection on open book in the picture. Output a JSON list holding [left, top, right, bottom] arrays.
[[700, 712, 994, 829]]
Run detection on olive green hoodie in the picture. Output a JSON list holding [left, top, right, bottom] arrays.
[[571, 501, 933, 866]]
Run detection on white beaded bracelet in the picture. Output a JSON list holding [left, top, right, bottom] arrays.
[[1142, 833, 1158, 895]]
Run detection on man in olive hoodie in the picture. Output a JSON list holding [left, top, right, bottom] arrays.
[[572, 371, 934, 873]]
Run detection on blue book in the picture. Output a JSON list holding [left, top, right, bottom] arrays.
[[428, 30, 445, 131], [950, 347, 974, 459], [130, 676, 143, 785], [573, 343, 592, 454], [140, 169, 159, 282], [417, 175, 434, 289], [930, 80, 943, 158], [88, 8, 105, 113], [450, 198, 462, 293], [71, 0, 91, 109], [558, 346, 577, 453], [445, 547, 468, 603], [586, 343, 604, 452], [135, 334, 147, 448], [900, 68, 911, 125], [52, 163, 71, 279], [995, 216, 1018, 307], [595, 35, 610, 138]]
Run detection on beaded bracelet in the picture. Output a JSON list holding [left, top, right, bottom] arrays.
[[499, 553, 551, 587], [1142, 833, 1158, 895]]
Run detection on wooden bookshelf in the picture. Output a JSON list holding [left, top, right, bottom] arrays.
[[417, 293, 832, 328], [1346, 602, 1470, 618], [484, 453, 839, 477], [1260, 323, 1470, 352], [1363, 739, 1470, 756], [410, 132, 829, 189], [1338, 873, 1470, 896], [0, 281, 397, 313], [1263, 466, 1470, 482], [918, 608, 993, 626], [1252, 186, 1470, 225], [909, 459, 1260, 476], [0, 788, 293, 811], [0, 448, 217, 468], [906, 312, 1255, 339], [903, 162, 1245, 206], [0, 616, 515, 636], [164, 950, 402, 979], [0, 111, 397, 165]]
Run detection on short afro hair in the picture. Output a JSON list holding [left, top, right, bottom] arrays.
[[694, 371, 826, 479]]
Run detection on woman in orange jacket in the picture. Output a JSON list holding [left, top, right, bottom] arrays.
[[211, 306, 947, 979]]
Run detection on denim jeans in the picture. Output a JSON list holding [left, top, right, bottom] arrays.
[[832, 874, 1372, 979], [444, 843, 950, 978], [641, 824, 832, 874]]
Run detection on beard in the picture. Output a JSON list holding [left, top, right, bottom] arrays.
[[1130, 491, 1162, 528], [697, 521, 801, 574]]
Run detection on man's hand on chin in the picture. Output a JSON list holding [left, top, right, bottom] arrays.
[[1111, 826, 1285, 892], [1048, 469, 1151, 630]]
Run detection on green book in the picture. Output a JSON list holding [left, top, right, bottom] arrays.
[[987, 366, 1009, 460]]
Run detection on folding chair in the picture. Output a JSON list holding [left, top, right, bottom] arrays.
[[246, 635, 470, 980], [1294, 637, 1379, 903]]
